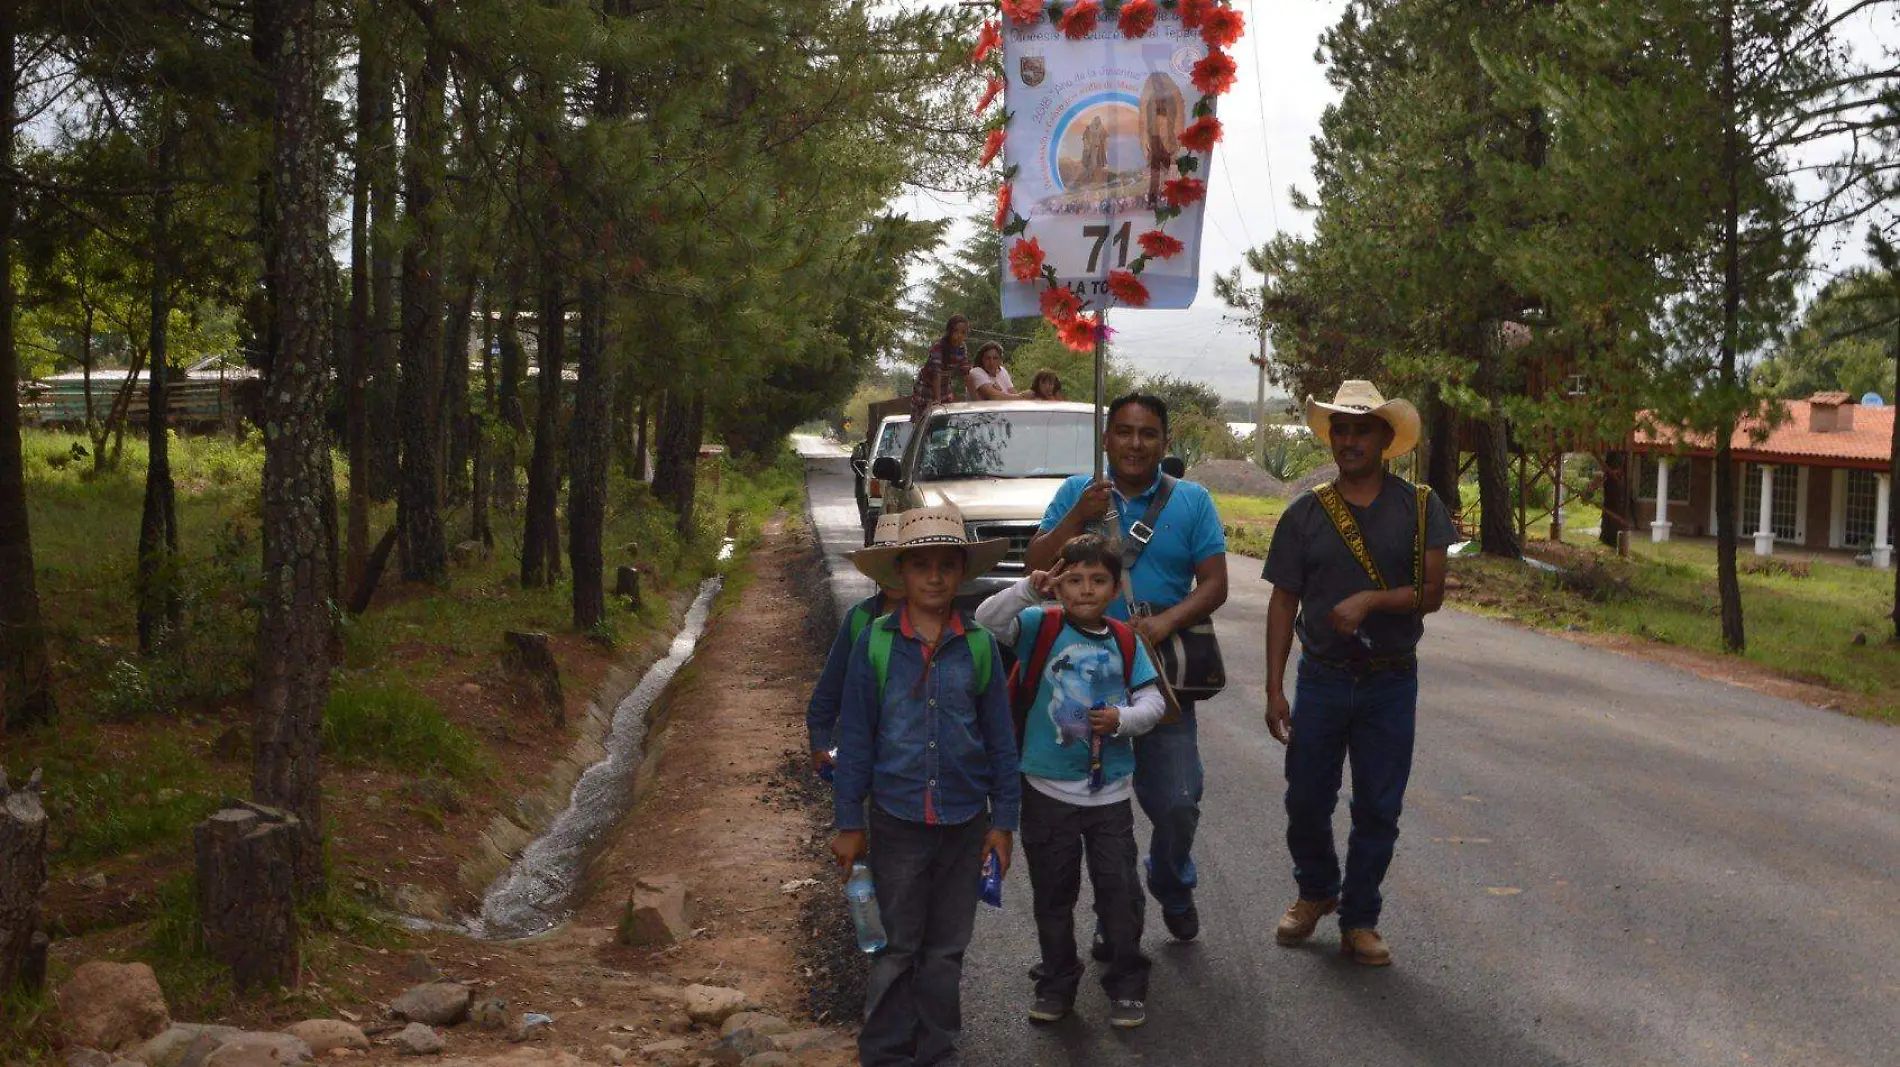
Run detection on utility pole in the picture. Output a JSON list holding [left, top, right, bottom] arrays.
[[1251, 319, 1270, 467]]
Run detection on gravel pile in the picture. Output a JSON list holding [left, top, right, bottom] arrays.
[[1284, 463, 1340, 498], [1186, 459, 1286, 498]]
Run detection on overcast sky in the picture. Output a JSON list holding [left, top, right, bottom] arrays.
[[892, 0, 1898, 403]]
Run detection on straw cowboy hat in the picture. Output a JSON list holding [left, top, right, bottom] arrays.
[[851, 512, 906, 589], [1305, 380, 1422, 460], [848, 504, 1010, 591]]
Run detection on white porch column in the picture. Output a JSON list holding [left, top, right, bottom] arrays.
[[1754, 464, 1776, 556], [1650, 458, 1672, 543], [1874, 473, 1892, 570]]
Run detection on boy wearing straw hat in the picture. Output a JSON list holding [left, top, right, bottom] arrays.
[[1262, 380, 1457, 967], [807, 511, 906, 777], [830, 504, 1020, 1067]]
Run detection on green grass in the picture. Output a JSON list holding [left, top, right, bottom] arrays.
[[1211, 491, 1289, 559], [10, 726, 233, 873], [322, 679, 489, 781], [1454, 539, 1900, 723]]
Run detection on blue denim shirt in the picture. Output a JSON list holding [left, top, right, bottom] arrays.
[[805, 592, 891, 753], [832, 607, 1021, 833]]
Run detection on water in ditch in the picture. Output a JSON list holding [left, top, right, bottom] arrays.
[[470, 574, 724, 940]]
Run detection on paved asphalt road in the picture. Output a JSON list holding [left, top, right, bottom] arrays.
[[791, 440, 1900, 1067]]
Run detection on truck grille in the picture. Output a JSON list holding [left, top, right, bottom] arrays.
[[969, 522, 1039, 572]]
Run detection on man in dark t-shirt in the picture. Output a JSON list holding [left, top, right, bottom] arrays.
[[1262, 380, 1457, 967]]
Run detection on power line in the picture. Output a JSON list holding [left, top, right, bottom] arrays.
[[1249, 2, 1282, 239]]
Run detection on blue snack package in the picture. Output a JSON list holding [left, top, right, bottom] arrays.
[[979, 848, 1003, 910], [819, 747, 838, 783]]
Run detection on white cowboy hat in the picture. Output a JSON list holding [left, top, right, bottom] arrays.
[[848, 504, 1010, 591], [1305, 380, 1422, 460]]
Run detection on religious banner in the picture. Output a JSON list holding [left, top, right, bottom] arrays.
[[971, 1, 1243, 349]]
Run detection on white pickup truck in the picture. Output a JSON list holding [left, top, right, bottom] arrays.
[[870, 400, 1100, 598]]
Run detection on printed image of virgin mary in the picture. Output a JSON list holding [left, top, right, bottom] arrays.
[[1140, 73, 1185, 208]]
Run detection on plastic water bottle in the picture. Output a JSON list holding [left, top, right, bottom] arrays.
[[845, 863, 887, 953]]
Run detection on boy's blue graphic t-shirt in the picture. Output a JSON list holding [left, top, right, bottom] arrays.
[[1014, 606, 1159, 783]]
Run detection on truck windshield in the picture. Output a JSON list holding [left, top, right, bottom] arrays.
[[916, 410, 1096, 481]]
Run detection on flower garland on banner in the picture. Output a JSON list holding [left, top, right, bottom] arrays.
[[973, 0, 1244, 349]]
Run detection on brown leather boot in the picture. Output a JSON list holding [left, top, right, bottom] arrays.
[[1274, 897, 1338, 945], [1340, 928, 1392, 966]]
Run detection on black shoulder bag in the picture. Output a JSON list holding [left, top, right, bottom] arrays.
[[1120, 475, 1227, 704]]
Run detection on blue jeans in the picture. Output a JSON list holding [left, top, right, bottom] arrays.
[[861, 806, 988, 1067], [1133, 700, 1202, 915], [1284, 658, 1417, 930]]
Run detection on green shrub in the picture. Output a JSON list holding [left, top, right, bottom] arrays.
[[323, 679, 487, 781]]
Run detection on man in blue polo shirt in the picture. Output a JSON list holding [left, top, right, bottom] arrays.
[[1027, 393, 1229, 941]]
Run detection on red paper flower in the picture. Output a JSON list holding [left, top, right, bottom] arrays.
[[972, 20, 1002, 64], [1057, 312, 1104, 352], [993, 183, 1013, 231], [1040, 286, 1083, 322], [1200, 6, 1245, 49], [1163, 176, 1207, 207], [1192, 50, 1238, 96], [1058, 0, 1100, 39], [1118, 0, 1157, 37], [1179, 115, 1223, 153], [1138, 229, 1185, 259], [976, 76, 1004, 114], [1178, 0, 1216, 30], [1001, 0, 1045, 25], [981, 127, 1007, 167], [1009, 237, 1047, 283], [1107, 270, 1150, 307]]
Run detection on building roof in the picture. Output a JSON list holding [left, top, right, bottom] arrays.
[[1633, 398, 1894, 469]]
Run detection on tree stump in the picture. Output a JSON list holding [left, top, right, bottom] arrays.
[[614, 566, 641, 607], [503, 631, 565, 727], [1, 767, 48, 993], [194, 803, 301, 991]]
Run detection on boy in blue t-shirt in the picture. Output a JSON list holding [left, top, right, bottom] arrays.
[[975, 534, 1166, 1030]]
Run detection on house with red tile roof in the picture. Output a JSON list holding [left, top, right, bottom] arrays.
[[1629, 393, 1894, 569]]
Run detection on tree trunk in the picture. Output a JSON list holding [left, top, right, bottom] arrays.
[[194, 804, 300, 991], [1599, 450, 1631, 547], [522, 274, 563, 587], [493, 292, 524, 513], [1472, 325, 1519, 559], [1423, 382, 1461, 512], [568, 279, 611, 630], [634, 393, 649, 482], [365, 19, 400, 503], [137, 119, 182, 655], [254, 0, 334, 899], [652, 390, 704, 537], [397, 31, 448, 585], [0, 768, 47, 992], [441, 270, 476, 506], [1715, 0, 1745, 653], [1888, 319, 1897, 642], [0, 0, 56, 733], [344, 29, 373, 594], [611, 372, 637, 478]]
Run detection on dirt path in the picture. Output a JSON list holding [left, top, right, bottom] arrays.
[[330, 520, 850, 1066]]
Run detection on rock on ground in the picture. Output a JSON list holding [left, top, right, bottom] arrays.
[[739, 1054, 791, 1067], [281, 1021, 368, 1055], [717, 1014, 790, 1040], [58, 962, 172, 1053], [618, 874, 695, 947], [469, 998, 509, 1031], [392, 1024, 444, 1057], [681, 985, 748, 1027], [123, 1024, 246, 1067], [767, 1029, 845, 1054], [390, 984, 472, 1027], [199, 1032, 313, 1067]]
